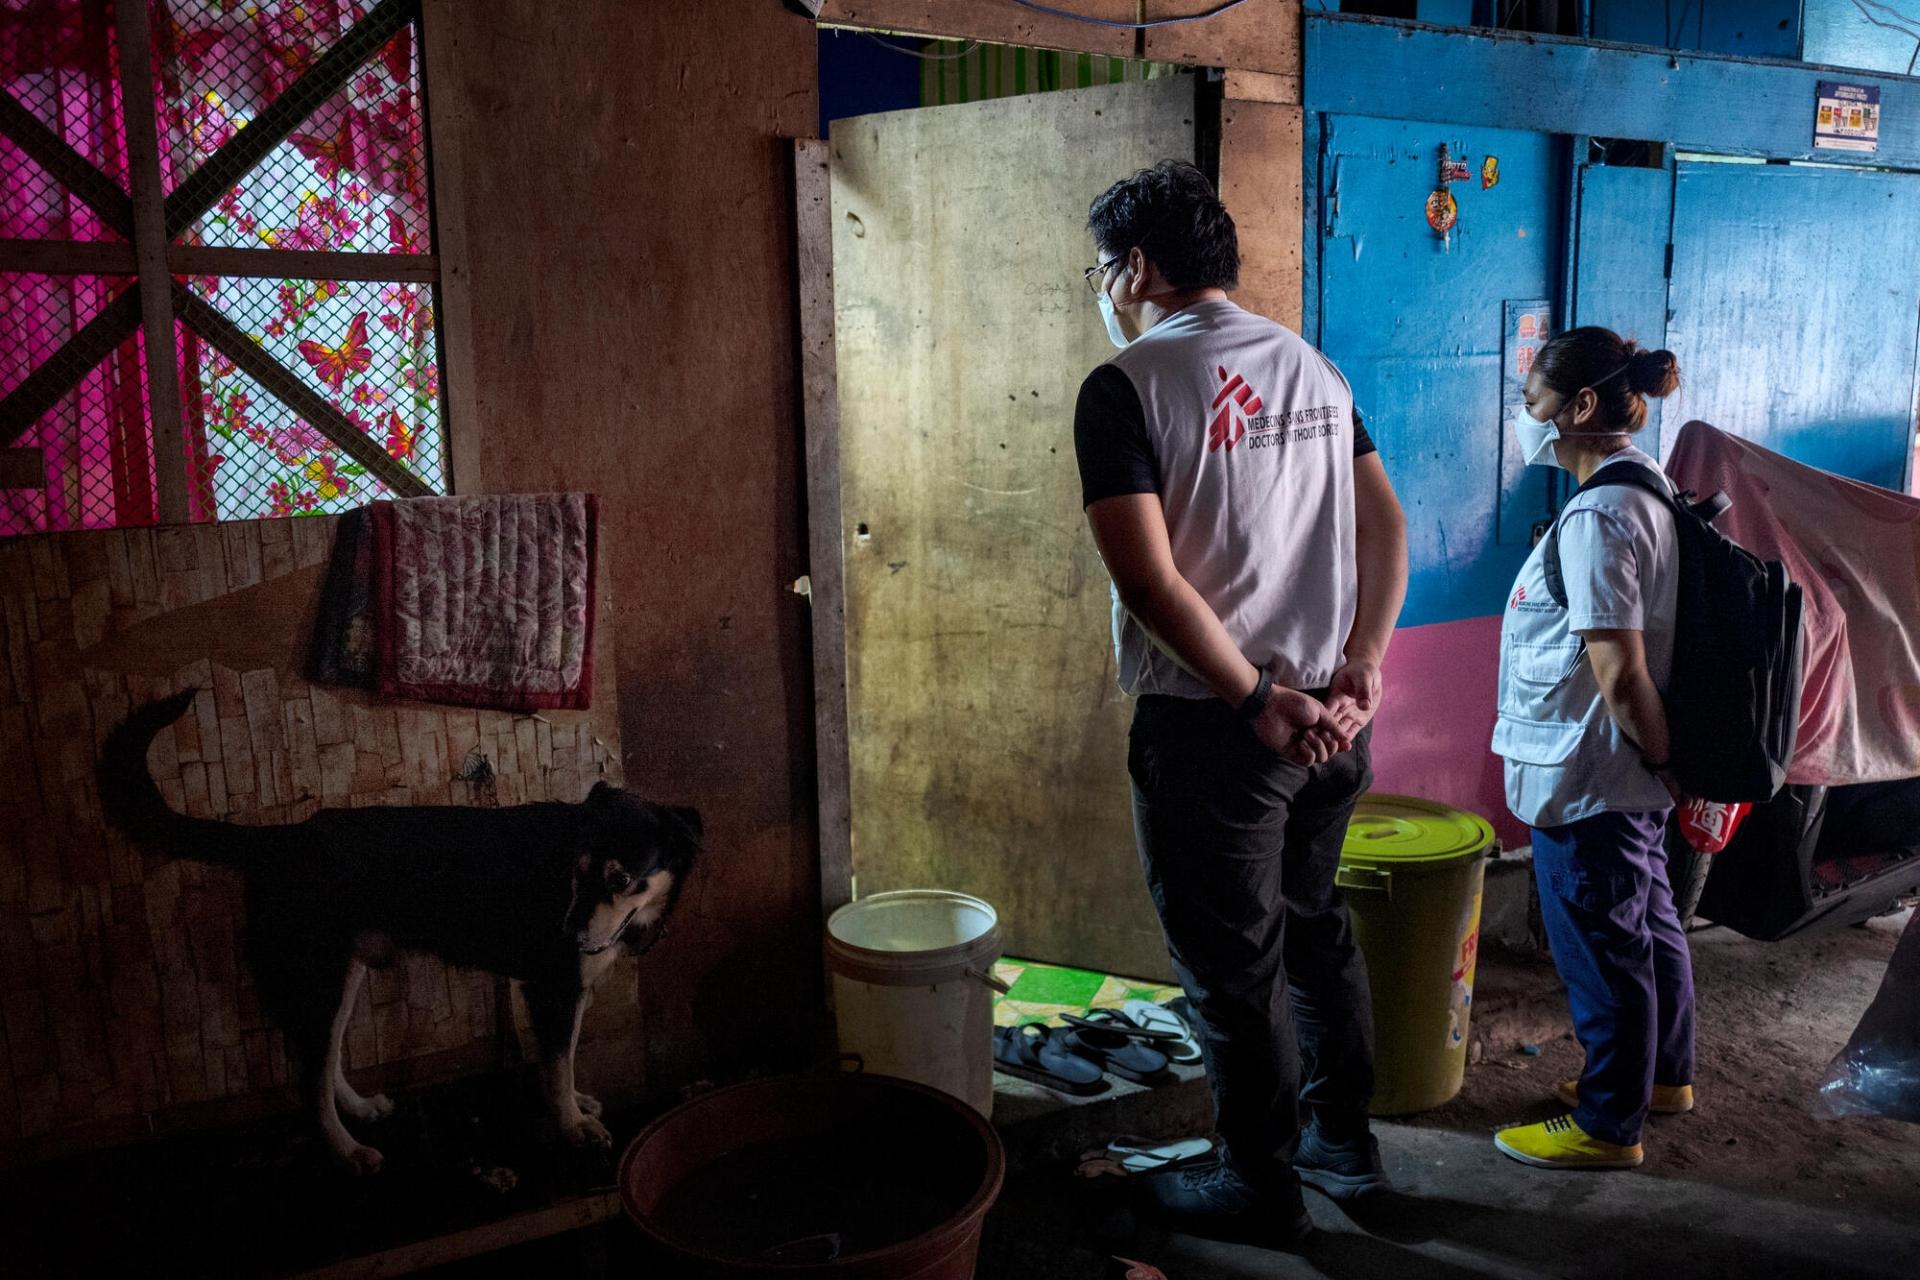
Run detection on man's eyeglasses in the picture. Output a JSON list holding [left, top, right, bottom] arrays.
[[1083, 257, 1122, 297]]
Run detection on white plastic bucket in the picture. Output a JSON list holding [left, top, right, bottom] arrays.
[[826, 890, 1007, 1118]]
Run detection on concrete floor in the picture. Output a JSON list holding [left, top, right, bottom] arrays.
[[980, 910, 1919, 1279]]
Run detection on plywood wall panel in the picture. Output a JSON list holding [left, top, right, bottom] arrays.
[[832, 79, 1199, 979]]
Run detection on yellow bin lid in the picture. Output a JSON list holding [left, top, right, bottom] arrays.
[[1340, 794, 1495, 870]]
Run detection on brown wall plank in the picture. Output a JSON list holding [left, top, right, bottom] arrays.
[[1219, 95, 1305, 331], [426, 0, 825, 1090]]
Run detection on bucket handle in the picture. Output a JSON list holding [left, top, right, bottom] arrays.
[[967, 966, 1012, 994], [1336, 866, 1393, 898]]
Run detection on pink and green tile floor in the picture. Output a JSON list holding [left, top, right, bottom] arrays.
[[992, 956, 1183, 1028]]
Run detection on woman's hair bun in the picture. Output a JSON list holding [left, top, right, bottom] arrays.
[[1624, 344, 1681, 399]]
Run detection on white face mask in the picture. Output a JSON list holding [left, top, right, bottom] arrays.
[[1514, 404, 1566, 469], [1516, 364, 1635, 469], [1096, 287, 1130, 350]]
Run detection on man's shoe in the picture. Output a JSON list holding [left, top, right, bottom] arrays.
[[1554, 1078, 1694, 1114], [1293, 1123, 1388, 1201], [1138, 1158, 1314, 1247], [1494, 1114, 1644, 1169]]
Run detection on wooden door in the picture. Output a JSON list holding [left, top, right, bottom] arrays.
[[829, 76, 1201, 978]]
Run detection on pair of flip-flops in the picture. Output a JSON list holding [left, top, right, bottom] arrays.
[[993, 1001, 1201, 1096], [1115, 998, 1204, 1066]]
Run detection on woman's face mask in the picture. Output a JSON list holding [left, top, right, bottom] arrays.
[[1514, 400, 1568, 469], [1516, 365, 1634, 469]]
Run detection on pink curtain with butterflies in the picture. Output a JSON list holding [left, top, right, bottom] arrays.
[[0, 0, 149, 536], [3, 0, 427, 534]]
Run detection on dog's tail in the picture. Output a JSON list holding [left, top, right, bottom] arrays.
[[98, 690, 263, 866]]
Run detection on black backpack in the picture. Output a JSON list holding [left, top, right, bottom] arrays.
[[1543, 463, 1804, 804]]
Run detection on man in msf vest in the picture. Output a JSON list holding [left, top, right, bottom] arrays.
[[1075, 160, 1409, 1246]]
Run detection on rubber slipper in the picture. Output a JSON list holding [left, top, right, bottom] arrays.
[[1060, 1025, 1174, 1086], [1104, 1135, 1216, 1174], [994, 1024, 1110, 1096], [1061, 1009, 1182, 1043], [1122, 999, 1203, 1066]]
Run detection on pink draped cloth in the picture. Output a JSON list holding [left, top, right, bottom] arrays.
[[1665, 421, 1920, 786]]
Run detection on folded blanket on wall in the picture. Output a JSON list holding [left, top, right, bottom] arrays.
[[310, 493, 598, 711]]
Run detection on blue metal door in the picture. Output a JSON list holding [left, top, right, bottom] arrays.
[[1317, 116, 1564, 627], [1666, 161, 1920, 491]]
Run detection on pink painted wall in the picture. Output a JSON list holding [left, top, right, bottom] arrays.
[[1370, 614, 1528, 849]]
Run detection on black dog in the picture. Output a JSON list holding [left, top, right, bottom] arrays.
[[98, 691, 701, 1174]]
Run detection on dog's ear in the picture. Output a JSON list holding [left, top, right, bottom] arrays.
[[665, 805, 703, 846]]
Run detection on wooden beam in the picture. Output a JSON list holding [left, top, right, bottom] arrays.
[[172, 284, 433, 499], [288, 1192, 620, 1280], [0, 447, 44, 488], [166, 246, 439, 283], [816, 0, 1135, 56], [163, 0, 417, 237], [116, 0, 191, 525], [0, 286, 141, 446], [418, 0, 480, 495], [793, 139, 854, 918], [1144, 0, 1302, 75], [0, 238, 137, 274], [0, 88, 134, 239]]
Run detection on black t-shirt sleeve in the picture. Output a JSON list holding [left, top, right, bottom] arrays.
[[1074, 364, 1158, 507], [1352, 407, 1377, 459]]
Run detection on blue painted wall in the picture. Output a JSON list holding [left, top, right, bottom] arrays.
[[1805, 0, 1920, 74], [1305, 16, 1920, 169], [1316, 117, 1564, 628], [1665, 161, 1920, 491], [1305, 12, 1920, 631]]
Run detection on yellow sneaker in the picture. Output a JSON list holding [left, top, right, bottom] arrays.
[[1554, 1079, 1695, 1114], [1494, 1114, 1644, 1169]]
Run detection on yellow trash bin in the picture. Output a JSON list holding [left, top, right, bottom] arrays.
[[1338, 795, 1496, 1115]]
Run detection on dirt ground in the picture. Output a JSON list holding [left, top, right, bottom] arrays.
[[1413, 907, 1920, 1220]]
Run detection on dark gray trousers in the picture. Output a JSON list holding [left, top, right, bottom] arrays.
[[1128, 694, 1377, 1185]]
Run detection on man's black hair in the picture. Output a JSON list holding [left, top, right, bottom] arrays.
[[1087, 159, 1240, 292]]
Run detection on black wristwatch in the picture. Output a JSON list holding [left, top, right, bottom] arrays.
[[1238, 668, 1274, 721]]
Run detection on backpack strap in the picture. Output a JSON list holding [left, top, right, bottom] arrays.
[[1541, 462, 1681, 609]]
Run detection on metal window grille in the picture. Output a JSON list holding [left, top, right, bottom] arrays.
[[0, 0, 446, 538]]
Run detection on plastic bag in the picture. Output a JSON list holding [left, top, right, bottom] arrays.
[[1815, 911, 1920, 1123], [1675, 797, 1752, 854]]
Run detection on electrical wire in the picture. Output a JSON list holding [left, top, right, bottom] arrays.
[[860, 33, 984, 59], [1006, 0, 1254, 30], [1847, 0, 1920, 42]]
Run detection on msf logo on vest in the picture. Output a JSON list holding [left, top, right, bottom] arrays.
[[1207, 365, 1264, 453]]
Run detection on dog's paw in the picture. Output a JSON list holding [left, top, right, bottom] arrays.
[[561, 1113, 612, 1150], [573, 1091, 603, 1118], [339, 1091, 395, 1123], [337, 1143, 385, 1176]]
